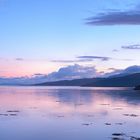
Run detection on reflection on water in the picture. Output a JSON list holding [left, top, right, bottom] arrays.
[[0, 86, 140, 140]]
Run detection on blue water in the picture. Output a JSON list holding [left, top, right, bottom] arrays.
[[0, 86, 140, 140]]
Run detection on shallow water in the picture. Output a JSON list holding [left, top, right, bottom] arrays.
[[0, 86, 140, 140]]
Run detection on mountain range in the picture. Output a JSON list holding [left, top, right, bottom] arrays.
[[1, 65, 140, 87], [35, 73, 140, 87]]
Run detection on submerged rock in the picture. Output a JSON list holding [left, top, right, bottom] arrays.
[[82, 123, 93, 126], [134, 85, 140, 90], [111, 137, 123, 140], [112, 133, 124, 136], [123, 114, 139, 117], [105, 123, 111, 125], [130, 136, 140, 140], [7, 110, 20, 113]]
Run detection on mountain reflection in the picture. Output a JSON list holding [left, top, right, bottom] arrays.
[[31, 87, 140, 106]]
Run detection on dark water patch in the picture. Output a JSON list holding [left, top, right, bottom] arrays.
[[82, 123, 93, 126], [130, 136, 140, 140], [0, 113, 8, 116], [130, 114, 139, 117], [123, 114, 129, 116], [87, 115, 94, 117], [123, 114, 139, 117], [55, 101, 61, 103], [105, 123, 111, 125], [115, 123, 123, 125], [111, 137, 124, 140], [111, 133, 125, 140], [75, 103, 84, 106], [111, 133, 140, 140], [7, 110, 20, 113], [57, 115, 65, 118], [9, 114, 18, 116], [112, 133, 125, 136]]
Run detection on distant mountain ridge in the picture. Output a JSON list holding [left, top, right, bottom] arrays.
[[35, 73, 140, 87], [83, 73, 140, 87], [35, 78, 100, 86], [1, 65, 140, 87]]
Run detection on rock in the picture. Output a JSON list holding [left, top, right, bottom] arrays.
[[134, 85, 140, 90], [105, 123, 111, 125], [112, 133, 124, 136]]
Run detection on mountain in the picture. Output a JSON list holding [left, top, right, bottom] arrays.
[[0, 76, 49, 86], [83, 73, 140, 87], [107, 65, 140, 78], [1, 65, 140, 86], [35, 73, 140, 87], [35, 78, 101, 86]]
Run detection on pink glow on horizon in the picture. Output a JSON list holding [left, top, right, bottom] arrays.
[[0, 60, 59, 77]]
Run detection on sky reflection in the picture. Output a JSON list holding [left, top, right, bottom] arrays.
[[0, 86, 140, 140]]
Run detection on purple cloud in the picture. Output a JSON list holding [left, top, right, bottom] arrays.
[[86, 5, 140, 26]]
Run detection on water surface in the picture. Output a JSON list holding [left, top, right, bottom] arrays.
[[0, 86, 140, 140]]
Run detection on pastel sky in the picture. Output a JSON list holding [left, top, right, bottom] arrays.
[[0, 0, 140, 77]]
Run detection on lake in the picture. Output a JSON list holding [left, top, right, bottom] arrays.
[[0, 86, 140, 140]]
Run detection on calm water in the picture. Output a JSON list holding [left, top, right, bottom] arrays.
[[0, 86, 140, 140]]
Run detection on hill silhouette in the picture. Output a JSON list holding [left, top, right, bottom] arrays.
[[35, 73, 140, 87]]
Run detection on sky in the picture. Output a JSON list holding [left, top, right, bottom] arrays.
[[0, 0, 140, 77]]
